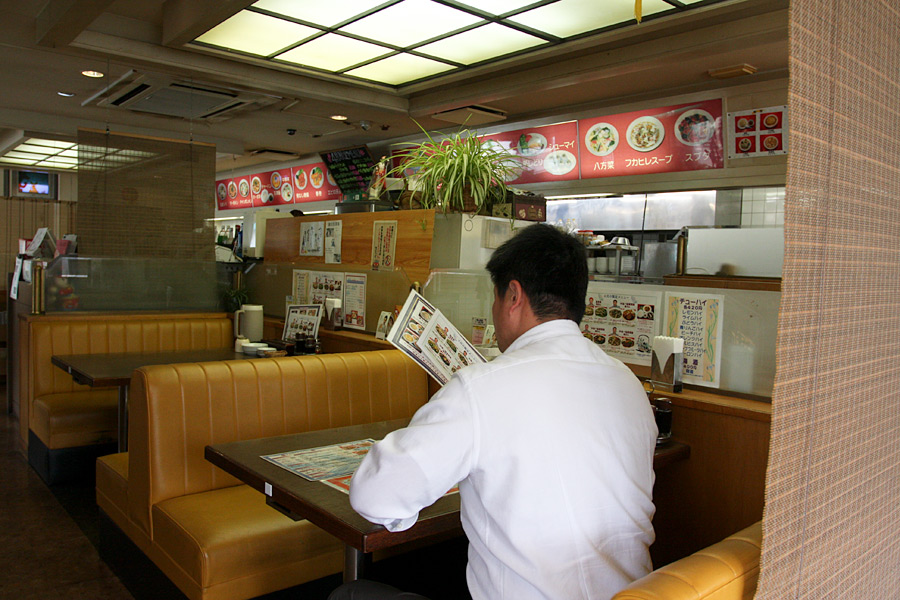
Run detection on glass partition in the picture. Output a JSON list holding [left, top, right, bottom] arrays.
[[41, 256, 220, 312], [423, 269, 778, 397]]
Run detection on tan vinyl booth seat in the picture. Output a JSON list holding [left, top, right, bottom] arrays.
[[612, 522, 762, 600], [96, 349, 430, 600], [21, 312, 232, 484]]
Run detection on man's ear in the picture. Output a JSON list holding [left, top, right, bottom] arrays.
[[507, 280, 526, 311]]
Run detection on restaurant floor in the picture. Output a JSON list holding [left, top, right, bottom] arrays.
[[0, 384, 471, 600]]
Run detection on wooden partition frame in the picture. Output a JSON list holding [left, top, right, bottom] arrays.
[[265, 209, 436, 287]]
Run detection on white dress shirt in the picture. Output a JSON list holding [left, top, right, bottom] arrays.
[[350, 319, 657, 600]]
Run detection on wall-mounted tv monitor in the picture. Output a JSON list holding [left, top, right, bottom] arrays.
[[5, 169, 58, 199]]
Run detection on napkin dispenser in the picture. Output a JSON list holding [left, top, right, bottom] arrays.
[[322, 298, 342, 330], [650, 336, 684, 392]]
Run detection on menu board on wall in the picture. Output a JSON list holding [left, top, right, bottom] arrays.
[[578, 99, 724, 179], [251, 169, 294, 208], [663, 292, 724, 388], [320, 146, 376, 194], [292, 162, 342, 202], [727, 105, 788, 158], [581, 284, 662, 367], [216, 161, 341, 210], [481, 121, 579, 184]]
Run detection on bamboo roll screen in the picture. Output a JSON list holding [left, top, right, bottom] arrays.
[[76, 129, 214, 259], [758, 1, 900, 597]]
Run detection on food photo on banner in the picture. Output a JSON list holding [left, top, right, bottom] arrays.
[[481, 121, 580, 184], [292, 162, 342, 202], [578, 99, 724, 178]]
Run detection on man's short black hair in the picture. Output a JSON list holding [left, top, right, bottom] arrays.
[[486, 223, 587, 322]]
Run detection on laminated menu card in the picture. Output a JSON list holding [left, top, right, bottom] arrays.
[[387, 290, 486, 385]]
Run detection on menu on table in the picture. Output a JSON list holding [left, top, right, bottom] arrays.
[[727, 105, 788, 159], [283, 304, 322, 341], [580, 284, 662, 367], [320, 146, 376, 194], [664, 292, 724, 388], [262, 439, 377, 481], [578, 99, 724, 179], [481, 121, 579, 184]]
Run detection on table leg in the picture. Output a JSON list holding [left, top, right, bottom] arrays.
[[343, 545, 365, 582], [118, 384, 129, 452]]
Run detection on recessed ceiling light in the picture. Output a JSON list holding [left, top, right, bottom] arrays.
[[81, 70, 105, 78], [57, 91, 76, 97], [330, 115, 348, 121]]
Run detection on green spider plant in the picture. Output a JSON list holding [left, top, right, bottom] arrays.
[[389, 123, 520, 214]]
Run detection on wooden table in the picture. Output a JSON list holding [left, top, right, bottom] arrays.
[[52, 349, 247, 452], [205, 419, 690, 582]]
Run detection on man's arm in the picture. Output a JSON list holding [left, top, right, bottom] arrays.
[[349, 377, 475, 531]]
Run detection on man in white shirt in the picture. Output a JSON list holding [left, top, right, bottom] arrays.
[[330, 224, 657, 600]]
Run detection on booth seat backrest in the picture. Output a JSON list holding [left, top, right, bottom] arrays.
[[127, 349, 429, 537], [30, 316, 233, 398], [22, 313, 232, 444], [612, 521, 762, 600]]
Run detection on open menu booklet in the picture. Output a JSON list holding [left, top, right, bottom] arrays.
[[387, 291, 487, 385]]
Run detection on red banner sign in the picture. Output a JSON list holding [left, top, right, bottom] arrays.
[[482, 121, 580, 184], [578, 99, 724, 179], [216, 161, 341, 210]]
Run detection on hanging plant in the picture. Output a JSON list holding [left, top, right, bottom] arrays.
[[389, 122, 520, 214]]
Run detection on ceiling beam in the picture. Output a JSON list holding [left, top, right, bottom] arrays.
[[35, 0, 116, 48], [162, 0, 253, 47]]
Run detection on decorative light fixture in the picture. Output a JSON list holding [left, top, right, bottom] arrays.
[[707, 63, 758, 79], [330, 114, 348, 121], [81, 69, 105, 78]]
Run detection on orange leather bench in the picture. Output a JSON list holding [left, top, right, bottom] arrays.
[[96, 349, 429, 600], [612, 521, 762, 600], [19, 312, 232, 484]]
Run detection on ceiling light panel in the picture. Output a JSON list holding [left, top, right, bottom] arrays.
[[510, 0, 673, 38], [15, 144, 58, 155], [39, 156, 79, 165], [417, 23, 546, 64], [345, 53, 455, 85], [0, 158, 41, 166], [277, 33, 391, 71], [252, 0, 386, 27], [340, 0, 484, 47], [26, 139, 76, 149], [196, 10, 318, 56], [6, 151, 49, 160]]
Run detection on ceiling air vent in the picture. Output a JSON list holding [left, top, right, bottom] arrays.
[[82, 70, 279, 122], [431, 105, 507, 125]]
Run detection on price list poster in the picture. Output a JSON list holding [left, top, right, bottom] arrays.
[[581, 283, 662, 366], [664, 292, 724, 387]]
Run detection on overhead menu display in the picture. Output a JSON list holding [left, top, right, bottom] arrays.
[[727, 105, 788, 159], [481, 121, 580, 184], [320, 146, 377, 194], [578, 99, 724, 178], [216, 160, 340, 210]]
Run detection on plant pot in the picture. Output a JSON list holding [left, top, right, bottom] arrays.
[[398, 191, 424, 210]]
